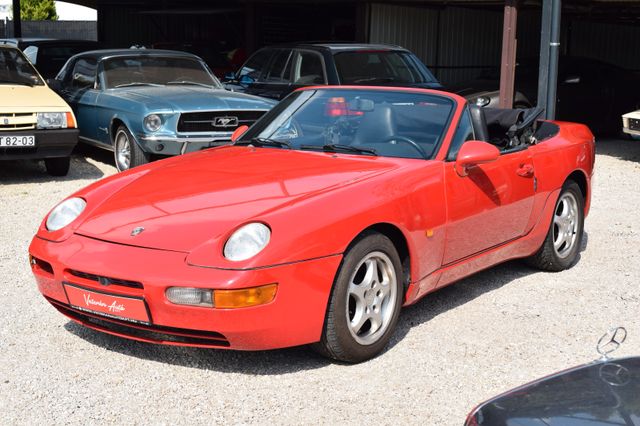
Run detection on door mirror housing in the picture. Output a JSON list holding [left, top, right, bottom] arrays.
[[455, 141, 500, 177], [231, 125, 249, 142]]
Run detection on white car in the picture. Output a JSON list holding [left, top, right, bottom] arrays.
[[622, 109, 640, 139]]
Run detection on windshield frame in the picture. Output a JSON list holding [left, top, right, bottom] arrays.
[[100, 54, 223, 90], [0, 46, 45, 86], [239, 88, 457, 160]]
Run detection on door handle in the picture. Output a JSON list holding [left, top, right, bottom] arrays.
[[517, 164, 534, 177]]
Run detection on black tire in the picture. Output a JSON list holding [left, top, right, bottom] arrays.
[[44, 157, 70, 176], [312, 232, 403, 363], [113, 125, 148, 172], [527, 181, 584, 271]]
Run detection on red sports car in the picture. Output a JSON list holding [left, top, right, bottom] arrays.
[[29, 87, 595, 363]]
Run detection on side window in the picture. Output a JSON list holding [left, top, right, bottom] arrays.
[[447, 107, 475, 161], [264, 49, 292, 83], [294, 51, 325, 85], [238, 49, 272, 81], [23, 45, 38, 64], [71, 58, 97, 89]]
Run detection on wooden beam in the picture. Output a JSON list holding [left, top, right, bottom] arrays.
[[498, 0, 518, 109]]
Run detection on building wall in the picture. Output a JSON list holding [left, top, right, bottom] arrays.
[[0, 19, 97, 40]]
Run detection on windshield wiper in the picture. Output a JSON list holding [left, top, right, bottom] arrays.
[[114, 82, 163, 88], [352, 77, 395, 84], [167, 80, 215, 88], [236, 138, 292, 149], [300, 144, 377, 156]]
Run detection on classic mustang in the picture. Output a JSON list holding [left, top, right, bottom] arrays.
[[29, 87, 595, 362], [51, 49, 275, 171]]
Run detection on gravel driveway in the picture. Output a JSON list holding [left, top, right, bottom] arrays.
[[1, 140, 639, 425]]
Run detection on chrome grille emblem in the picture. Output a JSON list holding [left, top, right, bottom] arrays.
[[213, 116, 238, 128], [131, 226, 145, 236]]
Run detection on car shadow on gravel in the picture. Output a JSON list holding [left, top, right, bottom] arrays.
[[596, 138, 640, 162], [63, 233, 589, 373], [63, 321, 331, 373], [0, 153, 105, 185]]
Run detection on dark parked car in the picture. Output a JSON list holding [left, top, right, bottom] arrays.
[[0, 38, 100, 79], [455, 57, 640, 133], [466, 327, 639, 426], [222, 43, 444, 100], [50, 49, 274, 171]]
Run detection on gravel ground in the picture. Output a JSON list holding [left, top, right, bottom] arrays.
[[1, 140, 639, 425]]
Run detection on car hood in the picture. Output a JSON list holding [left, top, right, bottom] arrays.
[[75, 146, 398, 253], [0, 84, 70, 112], [467, 356, 640, 426], [110, 86, 275, 111]]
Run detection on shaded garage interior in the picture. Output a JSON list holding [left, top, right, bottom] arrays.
[[10, 0, 640, 132]]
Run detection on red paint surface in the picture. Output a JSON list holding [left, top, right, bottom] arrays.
[[29, 87, 595, 351]]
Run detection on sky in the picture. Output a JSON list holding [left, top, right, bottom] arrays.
[[0, 1, 97, 21]]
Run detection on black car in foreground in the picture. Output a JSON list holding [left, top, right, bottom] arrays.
[[223, 43, 444, 100], [466, 327, 639, 426]]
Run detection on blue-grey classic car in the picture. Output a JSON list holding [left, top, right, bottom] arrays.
[[51, 49, 275, 171]]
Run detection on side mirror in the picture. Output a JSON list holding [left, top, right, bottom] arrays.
[[231, 125, 249, 142], [455, 141, 500, 177], [239, 75, 255, 87], [564, 75, 581, 84], [73, 73, 94, 87]]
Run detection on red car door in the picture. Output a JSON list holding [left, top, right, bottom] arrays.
[[442, 147, 535, 265]]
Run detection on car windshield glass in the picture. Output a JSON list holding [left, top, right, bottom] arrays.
[[335, 51, 437, 85], [240, 89, 454, 160], [102, 56, 222, 89], [0, 48, 43, 86]]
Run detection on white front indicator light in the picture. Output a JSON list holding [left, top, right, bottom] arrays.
[[166, 287, 213, 307], [37, 112, 67, 129], [144, 114, 162, 132], [223, 223, 271, 261], [45, 197, 86, 231]]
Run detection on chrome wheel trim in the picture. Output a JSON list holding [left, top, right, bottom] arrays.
[[346, 251, 398, 346], [553, 192, 579, 258], [114, 130, 131, 171]]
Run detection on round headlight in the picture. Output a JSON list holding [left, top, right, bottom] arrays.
[[144, 114, 162, 132], [223, 223, 271, 261], [475, 96, 490, 107], [46, 197, 86, 231]]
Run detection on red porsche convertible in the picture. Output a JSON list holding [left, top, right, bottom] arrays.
[[29, 87, 595, 362]]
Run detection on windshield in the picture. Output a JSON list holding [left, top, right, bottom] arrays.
[[240, 89, 455, 160], [102, 56, 222, 89], [335, 51, 438, 85], [0, 48, 44, 86]]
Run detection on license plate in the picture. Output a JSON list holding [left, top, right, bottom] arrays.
[[63, 283, 150, 324], [0, 135, 35, 147]]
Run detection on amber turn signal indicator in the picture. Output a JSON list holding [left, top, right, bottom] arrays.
[[214, 283, 278, 309], [65, 112, 76, 128]]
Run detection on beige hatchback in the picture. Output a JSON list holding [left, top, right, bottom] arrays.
[[1, 44, 78, 175]]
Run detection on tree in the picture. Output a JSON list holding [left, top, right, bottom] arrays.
[[18, 0, 59, 21]]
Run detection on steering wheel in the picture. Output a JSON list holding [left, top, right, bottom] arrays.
[[381, 135, 429, 159]]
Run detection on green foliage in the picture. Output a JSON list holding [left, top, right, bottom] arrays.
[[19, 0, 59, 21]]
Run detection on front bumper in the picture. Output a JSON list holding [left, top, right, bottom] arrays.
[[29, 233, 341, 350], [138, 134, 233, 156], [0, 128, 79, 160]]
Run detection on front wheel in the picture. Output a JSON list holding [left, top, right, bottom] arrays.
[[114, 126, 148, 172], [313, 232, 403, 363], [527, 181, 584, 271]]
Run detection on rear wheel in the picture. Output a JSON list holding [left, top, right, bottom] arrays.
[[44, 157, 70, 176], [313, 232, 403, 363], [527, 181, 584, 271], [114, 126, 148, 172]]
